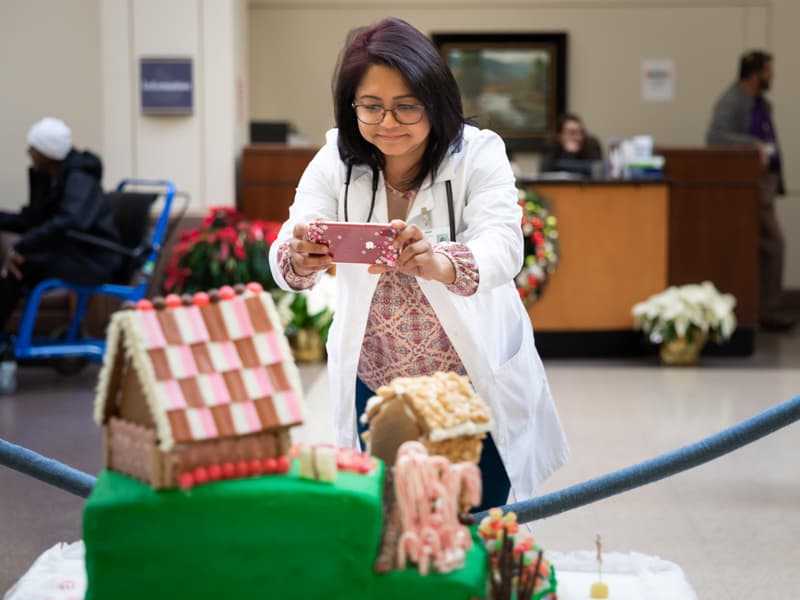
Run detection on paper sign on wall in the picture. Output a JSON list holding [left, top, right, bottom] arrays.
[[641, 59, 674, 102]]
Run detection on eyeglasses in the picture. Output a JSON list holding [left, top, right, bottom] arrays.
[[352, 102, 426, 125]]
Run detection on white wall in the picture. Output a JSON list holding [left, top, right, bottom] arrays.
[[101, 0, 246, 212], [248, 0, 800, 287], [0, 0, 102, 209]]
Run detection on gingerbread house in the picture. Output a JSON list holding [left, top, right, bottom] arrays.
[[94, 283, 304, 489], [361, 372, 493, 467]]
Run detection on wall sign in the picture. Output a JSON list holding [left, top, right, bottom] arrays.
[[641, 59, 674, 103], [140, 57, 193, 115]]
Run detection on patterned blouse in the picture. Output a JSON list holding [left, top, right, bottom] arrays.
[[277, 184, 479, 392]]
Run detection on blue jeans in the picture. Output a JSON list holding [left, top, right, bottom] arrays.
[[355, 377, 510, 513]]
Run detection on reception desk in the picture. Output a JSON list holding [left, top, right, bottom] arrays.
[[523, 181, 669, 332], [524, 147, 760, 356]]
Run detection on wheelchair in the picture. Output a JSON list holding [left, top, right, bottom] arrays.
[[0, 178, 178, 393]]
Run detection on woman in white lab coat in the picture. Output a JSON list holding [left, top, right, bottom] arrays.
[[269, 17, 568, 508]]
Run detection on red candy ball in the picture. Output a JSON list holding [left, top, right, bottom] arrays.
[[207, 464, 222, 481], [193, 467, 209, 485], [249, 459, 264, 476], [221, 462, 236, 479], [178, 472, 195, 489], [262, 457, 277, 474], [165, 294, 183, 308], [218, 286, 236, 300], [246, 282, 263, 294], [193, 291, 210, 307], [136, 299, 153, 311], [275, 455, 291, 474], [235, 461, 249, 479]]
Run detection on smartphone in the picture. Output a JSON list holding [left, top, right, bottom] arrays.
[[307, 221, 398, 265]]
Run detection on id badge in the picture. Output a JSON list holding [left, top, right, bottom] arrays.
[[426, 227, 452, 245]]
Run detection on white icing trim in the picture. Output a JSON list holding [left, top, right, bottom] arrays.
[[93, 311, 124, 425], [361, 395, 384, 424], [428, 419, 494, 442]]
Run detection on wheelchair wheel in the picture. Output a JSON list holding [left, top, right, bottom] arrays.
[[49, 326, 90, 376]]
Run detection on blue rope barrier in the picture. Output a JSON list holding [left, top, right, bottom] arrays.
[[475, 394, 800, 523], [0, 438, 96, 499], [2, 396, 799, 521]]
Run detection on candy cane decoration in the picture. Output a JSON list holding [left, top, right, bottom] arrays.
[[394, 441, 482, 575]]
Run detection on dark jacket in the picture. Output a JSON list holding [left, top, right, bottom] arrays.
[[706, 82, 785, 194], [0, 149, 121, 255], [539, 135, 604, 176]]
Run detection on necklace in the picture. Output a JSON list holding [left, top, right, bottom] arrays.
[[385, 180, 418, 200]]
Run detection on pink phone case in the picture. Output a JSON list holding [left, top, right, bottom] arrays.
[[307, 221, 398, 265]]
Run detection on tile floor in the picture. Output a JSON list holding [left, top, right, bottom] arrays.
[[1, 328, 799, 598]]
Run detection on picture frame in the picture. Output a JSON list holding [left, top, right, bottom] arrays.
[[431, 32, 568, 154]]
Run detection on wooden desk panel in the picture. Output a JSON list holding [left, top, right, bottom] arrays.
[[525, 183, 669, 331], [240, 145, 318, 222], [660, 147, 760, 326]]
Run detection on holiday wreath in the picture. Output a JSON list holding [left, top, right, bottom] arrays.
[[516, 187, 559, 306]]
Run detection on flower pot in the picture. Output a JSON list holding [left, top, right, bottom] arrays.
[[288, 327, 325, 362], [659, 331, 708, 366]]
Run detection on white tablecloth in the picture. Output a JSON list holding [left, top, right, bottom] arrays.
[[5, 542, 698, 600]]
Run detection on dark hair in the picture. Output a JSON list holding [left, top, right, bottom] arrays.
[[739, 50, 772, 80], [332, 17, 467, 190], [555, 112, 585, 136], [542, 111, 602, 163]]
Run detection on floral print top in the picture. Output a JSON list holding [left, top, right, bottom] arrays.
[[277, 184, 479, 392]]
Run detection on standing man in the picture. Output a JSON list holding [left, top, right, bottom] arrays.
[[0, 117, 122, 333], [706, 50, 794, 332]]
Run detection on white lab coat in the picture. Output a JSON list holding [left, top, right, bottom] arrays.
[[269, 125, 569, 500]]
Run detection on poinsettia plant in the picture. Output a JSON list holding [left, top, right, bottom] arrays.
[[274, 272, 336, 343], [631, 281, 737, 344], [163, 206, 282, 295]]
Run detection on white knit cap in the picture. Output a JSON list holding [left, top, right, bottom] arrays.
[[27, 117, 72, 160]]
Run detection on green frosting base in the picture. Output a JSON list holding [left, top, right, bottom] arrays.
[[83, 464, 487, 600]]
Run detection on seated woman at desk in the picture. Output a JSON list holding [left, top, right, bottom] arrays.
[[539, 113, 603, 176]]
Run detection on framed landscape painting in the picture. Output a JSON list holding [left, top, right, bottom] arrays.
[[431, 32, 568, 153]]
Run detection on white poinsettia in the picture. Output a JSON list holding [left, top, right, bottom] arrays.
[[276, 291, 295, 328], [302, 272, 336, 316], [631, 281, 737, 344]]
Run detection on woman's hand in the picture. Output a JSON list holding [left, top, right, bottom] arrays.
[[367, 220, 455, 284], [288, 222, 332, 276]]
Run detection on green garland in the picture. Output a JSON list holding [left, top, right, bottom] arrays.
[[516, 187, 559, 306]]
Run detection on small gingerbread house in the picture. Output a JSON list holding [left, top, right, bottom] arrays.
[[361, 372, 493, 467], [94, 283, 304, 488]]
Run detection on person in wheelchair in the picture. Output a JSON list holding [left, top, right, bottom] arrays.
[[0, 117, 122, 333]]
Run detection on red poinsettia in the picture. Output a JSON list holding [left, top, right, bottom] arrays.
[[163, 206, 282, 294]]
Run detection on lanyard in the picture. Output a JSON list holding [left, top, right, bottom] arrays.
[[343, 163, 455, 242]]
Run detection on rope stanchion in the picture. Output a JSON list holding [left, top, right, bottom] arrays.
[[475, 395, 800, 523], [0, 438, 96, 499], [2, 396, 799, 521]]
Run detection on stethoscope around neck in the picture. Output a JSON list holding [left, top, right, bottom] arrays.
[[342, 162, 457, 243]]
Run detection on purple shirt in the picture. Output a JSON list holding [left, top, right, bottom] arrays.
[[749, 96, 781, 171]]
